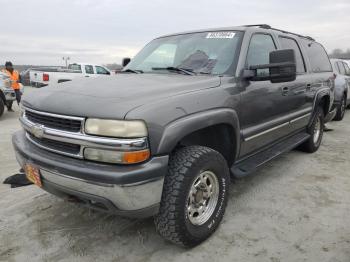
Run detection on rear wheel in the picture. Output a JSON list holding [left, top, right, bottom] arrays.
[[300, 106, 324, 153], [0, 99, 4, 117], [333, 95, 346, 121], [155, 146, 230, 247]]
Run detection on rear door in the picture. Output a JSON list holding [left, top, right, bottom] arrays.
[[277, 36, 311, 130], [84, 65, 95, 78]]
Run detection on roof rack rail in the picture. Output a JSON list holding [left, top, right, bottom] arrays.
[[269, 27, 315, 41], [242, 24, 272, 29], [242, 24, 315, 41]]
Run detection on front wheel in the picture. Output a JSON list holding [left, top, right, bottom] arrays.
[[155, 146, 230, 247], [300, 106, 324, 153], [333, 95, 346, 121]]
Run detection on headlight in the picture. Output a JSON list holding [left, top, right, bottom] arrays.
[[85, 119, 147, 138], [84, 148, 150, 164]]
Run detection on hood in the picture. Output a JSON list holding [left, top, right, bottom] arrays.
[[22, 73, 221, 119]]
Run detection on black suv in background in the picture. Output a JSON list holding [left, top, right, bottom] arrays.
[[13, 24, 334, 246]]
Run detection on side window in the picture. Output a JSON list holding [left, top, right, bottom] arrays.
[[95, 66, 110, 75], [337, 62, 346, 75], [68, 64, 82, 73], [247, 34, 276, 76], [343, 62, 350, 75], [85, 65, 94, 74], [333, 62, 340, 74], [301, 40, 332, 73], [279, 37, 306, 73]]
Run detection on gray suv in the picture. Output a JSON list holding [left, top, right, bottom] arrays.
[[13, 25, 335, 246]]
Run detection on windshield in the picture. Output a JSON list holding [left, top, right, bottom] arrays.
[[125, 31, 242, 75]]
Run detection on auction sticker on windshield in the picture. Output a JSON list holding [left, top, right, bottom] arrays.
[[206, 32, 235, 39]]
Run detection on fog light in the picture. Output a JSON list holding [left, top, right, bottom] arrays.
[[84, 148, 150, 164], [84, 148, 123, 163]]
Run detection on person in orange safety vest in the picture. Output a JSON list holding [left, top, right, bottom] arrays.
[[1, 61, 21, 112]]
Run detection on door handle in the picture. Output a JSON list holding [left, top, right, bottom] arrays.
[[281, 86, 289, 96], [85, 75, 90, 77], [306, 84, 311, 91]]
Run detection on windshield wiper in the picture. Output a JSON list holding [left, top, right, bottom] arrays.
[[151, 67, 195, 75], [121, 69, 143, 74]]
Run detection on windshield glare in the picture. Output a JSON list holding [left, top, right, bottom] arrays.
[[125, 31, 242, 75]]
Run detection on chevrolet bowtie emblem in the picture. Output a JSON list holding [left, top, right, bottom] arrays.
[[31, 124, 45, 139]]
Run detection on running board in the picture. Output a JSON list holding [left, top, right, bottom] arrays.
[[231, 132, 310, 178]]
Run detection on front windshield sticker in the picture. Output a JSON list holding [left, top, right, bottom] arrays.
[[206, 32, 235, 39]]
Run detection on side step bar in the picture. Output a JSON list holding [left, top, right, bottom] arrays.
[[231, 132, 310, 178]]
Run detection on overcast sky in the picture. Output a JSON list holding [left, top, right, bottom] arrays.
[[0, 0, 349, 66]]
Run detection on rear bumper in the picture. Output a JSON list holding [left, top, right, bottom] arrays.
[[12, 130, 168, 217], [30, 81, 48, 88]]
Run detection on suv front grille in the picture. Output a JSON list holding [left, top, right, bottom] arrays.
[[25, 110, 82, 132], [28, 133, 81, 155]]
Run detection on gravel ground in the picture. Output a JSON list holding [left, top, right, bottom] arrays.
[[0, 88, 349, 262]]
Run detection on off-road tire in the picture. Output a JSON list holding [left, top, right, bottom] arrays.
[[333, 95, 346, 121], [300, 106, 324, 153], [0, 99, 4, 118], [155, 146, 230, 247]]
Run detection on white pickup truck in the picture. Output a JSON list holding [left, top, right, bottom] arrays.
[[29, 63, 112, 87]]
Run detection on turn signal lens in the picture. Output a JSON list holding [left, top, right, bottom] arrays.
[[123, 150, 150, 164]]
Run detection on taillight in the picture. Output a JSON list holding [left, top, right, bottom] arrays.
[[43, 73, 49, 81]]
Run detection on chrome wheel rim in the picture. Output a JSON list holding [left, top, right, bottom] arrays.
[[186, 170, 219, 226], [313, 115, 321, 144]]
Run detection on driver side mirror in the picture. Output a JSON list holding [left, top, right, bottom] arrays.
[[243, 49, 297, 83], [122, 58, 131, 67]]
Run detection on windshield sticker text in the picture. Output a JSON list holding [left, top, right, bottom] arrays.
[[206, 32, 235, 39]]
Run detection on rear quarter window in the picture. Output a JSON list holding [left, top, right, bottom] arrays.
[[301, 40, 332, 73], [68, 64, 82, 73]]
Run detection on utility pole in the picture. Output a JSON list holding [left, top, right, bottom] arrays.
[[62, 57, 70, 68]]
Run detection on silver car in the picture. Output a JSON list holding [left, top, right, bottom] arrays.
[[0, 72, 16, 117], [330, 59, 350, 121]]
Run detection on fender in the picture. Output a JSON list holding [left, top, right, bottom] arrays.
[[156, 108, 241, 160], [309, 87, 331, 127]]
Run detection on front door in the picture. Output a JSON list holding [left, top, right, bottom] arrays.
[[239, 33, 310, 157]]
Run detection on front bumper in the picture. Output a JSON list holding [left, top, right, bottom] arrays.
[[12, 130, 168, 217]]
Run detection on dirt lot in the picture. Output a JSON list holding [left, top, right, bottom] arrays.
[[1, 89, 349, 262]]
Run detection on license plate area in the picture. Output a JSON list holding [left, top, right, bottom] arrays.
[[24, 164, 42, 187]]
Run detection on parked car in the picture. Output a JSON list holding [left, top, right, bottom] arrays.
[[0, 72, 16, 117], [13, 24, 335, 247], [29, 63, 112, 87], [330, 59, 350, 120]]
